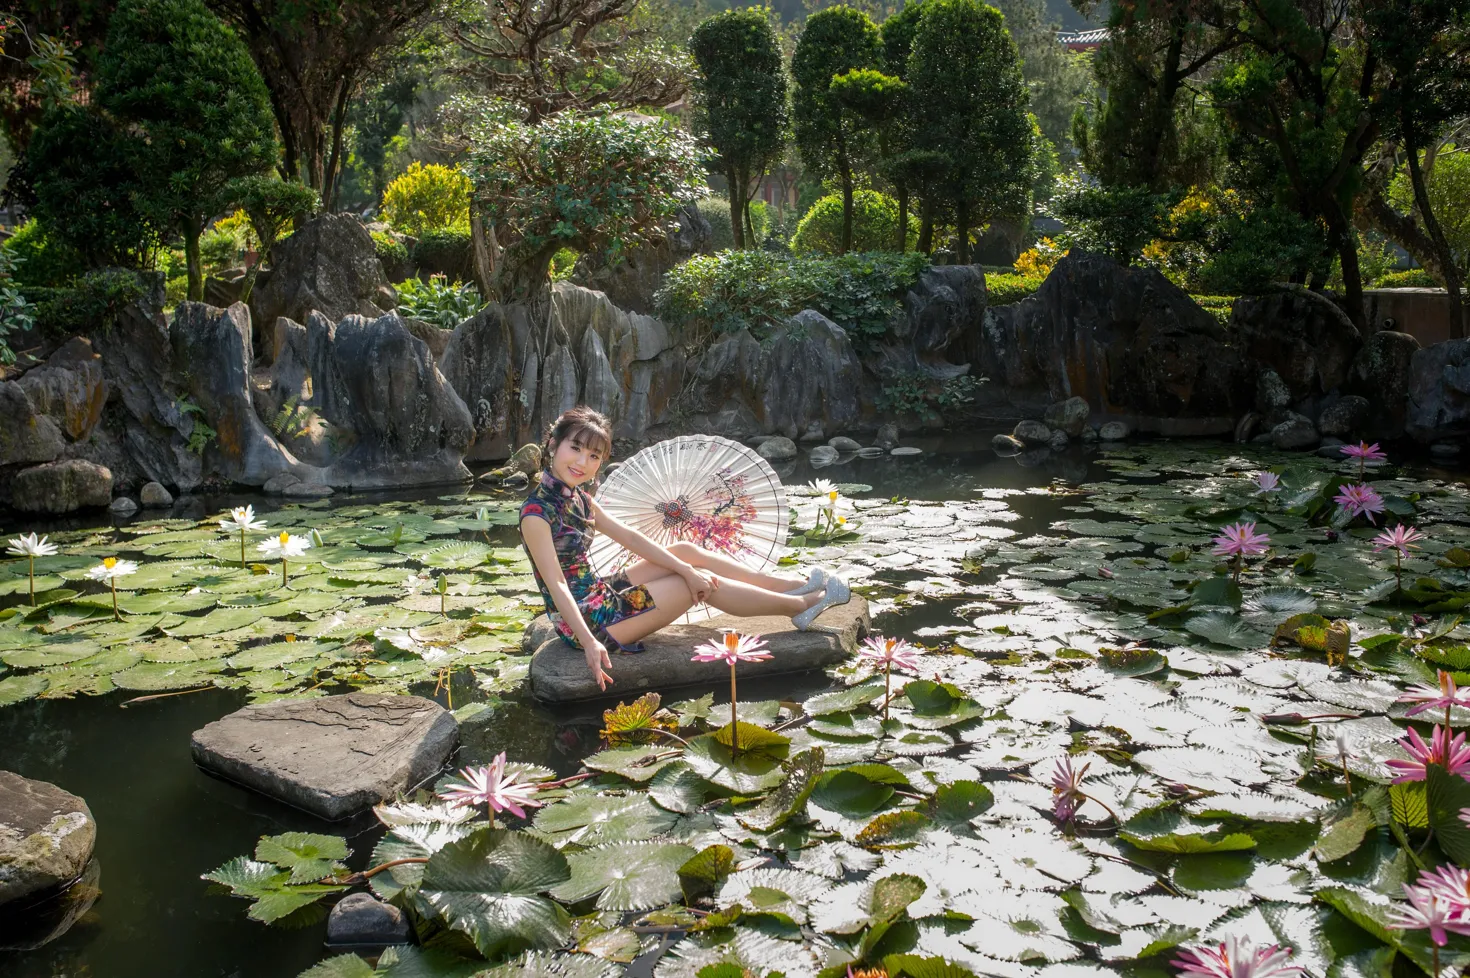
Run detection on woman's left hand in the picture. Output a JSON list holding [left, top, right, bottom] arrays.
[[682, 567, 718, 604]]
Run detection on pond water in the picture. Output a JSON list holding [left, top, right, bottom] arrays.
[[2, 434, 1469, 978]]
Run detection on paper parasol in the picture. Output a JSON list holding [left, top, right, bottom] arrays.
[[587, 435, 790, 623]]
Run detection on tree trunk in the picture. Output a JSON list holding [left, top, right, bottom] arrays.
[[918, 197, 934, 254], [1405, 129, 1466, 339], [840, 163, 854, 254], [184, 222, 204, 303], [744, 196, 756, 247], [238, 232, 271, 305], [896, 185, 909, 252], [323, 74, 353, 211], [728, 168, 744, 249], [1327, 210, 1366, 334], [955, 198, 971, 266], [470, 211, 497, 299]]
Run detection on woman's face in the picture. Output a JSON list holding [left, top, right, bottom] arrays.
[[551, 433, 605, 487]]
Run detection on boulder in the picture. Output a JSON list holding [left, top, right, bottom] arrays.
[[0, 772, 95, 907], [808, 445, 839, 466], [283, 481, 334, 498], [1318, 395, 1371, 438], [249, 214, 389, 343], [1231, 289, 1362, 400], [1099, 421, 1131, 441], [969, 252, 1246, 431], [0, 857, 100, 952], [1013, 420, 1052, 447], [1350, 330, 1421, 439], [525, 598, 870, 703], [757, 436, 798, 460], [439, 305, 520, 461], [570, 202, 712, 315], [0, 382, 64, 466], [190, 693, 459, 820], [875, 423, 900, 450], [402, 317, 451, 362], [15, 338, 107, 442], [1044, 396, 1091, 437], [1406, 338, 1470, 443], [991, 433, 1024, 455], [1255, 369, 1293, 420], [172, 302, 309, 487], [263, 472, 300, 494], [829, 436, 863, 453], [800, 422, 826, 443], [139, 482, 173, 508], [1048, 429, 1069, 450], [326, 892, 412, 947], [108, 496, 138, 517], [10, 460, 112, 513], [1271, 413, 1319, 450], [875, 265, 986, 379]]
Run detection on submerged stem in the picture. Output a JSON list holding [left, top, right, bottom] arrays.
[[28, 555, 34, 605], [240, 530, 246, 568], [111, 580, 119, 621], [730, 663, 739, 754]]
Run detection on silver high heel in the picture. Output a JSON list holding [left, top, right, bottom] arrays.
[[793, 575, 850, 630], [786, 567, 828, 596]]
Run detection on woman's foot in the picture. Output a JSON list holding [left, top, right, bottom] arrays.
[[786, 567, 828, 596], [793, 575, 850, 630]]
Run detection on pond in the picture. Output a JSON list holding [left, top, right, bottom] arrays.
[[2, 435, 1470, 978]]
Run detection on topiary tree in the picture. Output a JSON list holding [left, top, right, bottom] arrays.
[[791, 6, 884, 254], [223, 176, 320, 303], [909, 0, 1032, 264], [465, 112, 708, 301], [791, 189, 917, 255], [96, 0, 279, 301], [381, 162, 472, 237], [690, 8, 788, 251]]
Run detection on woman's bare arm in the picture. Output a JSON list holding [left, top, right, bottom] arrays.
[[587, 496, 693, 576], [521, 516, 614, 688]]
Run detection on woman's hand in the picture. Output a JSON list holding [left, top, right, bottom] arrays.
[[681, 566, 718, 604], [584, 638, 615, 691]]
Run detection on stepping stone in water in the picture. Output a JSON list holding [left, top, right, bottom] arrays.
[[525, 596, 869, 703], [0, 771, 96, 908], [190, 693, 458, 820]]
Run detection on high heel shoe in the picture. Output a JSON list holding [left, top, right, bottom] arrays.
[[793, 575, 850, 630], [786, 567, 828, 596]]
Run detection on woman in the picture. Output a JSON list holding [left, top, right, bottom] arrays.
[[519, 406, 850, 690]]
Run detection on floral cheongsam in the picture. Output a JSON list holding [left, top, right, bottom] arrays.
[[519, 470, 657, 653]]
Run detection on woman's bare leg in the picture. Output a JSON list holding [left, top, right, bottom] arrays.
[[605, 574, 822, 646], [623, 541, 807, 592], [604, 576, 699, 645], [703, 578, 818, 618]]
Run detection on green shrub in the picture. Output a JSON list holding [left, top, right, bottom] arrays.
[[372, 229, 409, 265], [655, 249, 929, 351], [25, 269, 149, 337], [876, 372, 984, 424], [1373, 268, 1440, 289], [199, 228, 241, 274], [2, 219, 83, 288], [0, 249, 35, 364], [550, 247, 579, 282], [165, 274, 189, 307], [412, 229, 474, 283], [381, 162, 471, 237], [1189, 293, 1237, 326], [791, 190, 916, 255], [697, 196, 772, 251], [985, 272, 1044, 305], [395, 276, 484, 329]]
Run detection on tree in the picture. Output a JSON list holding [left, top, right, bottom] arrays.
[[791, 188, 916, 254], [223, 176, 319, 303], [690, 8, 788, 251], [96, 0, 277, 301], [206, 0, 439, 207], [909, 0, 1033, 264], [0, 1, 112, 150], [989, 0, 1092, 153], [878, 2, 937, 252], [791, 5, 884, 254], [465, 111, 707, 301]]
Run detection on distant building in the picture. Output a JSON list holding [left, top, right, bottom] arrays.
[[1058, 28, 1109, 52]]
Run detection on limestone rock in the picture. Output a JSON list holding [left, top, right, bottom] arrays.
[[1013, 420, 1052, 446], [1406, 338, 1470, 443], [0, 382, 64, 466], [401, 317, 450, 362], [11, 460, 112, 513], [1255, 369, 1293, 420], [570, 202, 712, 315], [757, 436, 798, 460], [875, 423, 900, 450], [190, 693, 459, 820], [525, 598, 869, 703], [828, 436, 863, 453], [249, 214, 388, 339], [139, 482, 173, 508], [283, 481, 333, 498], [1271, 413, 1319, 450], [808, 445, 839, 465], [991, 433, 1024, 455], [108, 496, 139, 517], [1048, 429, 1070, 450], [1099, 421, 1131, 441], [1231, 289, 1362, 400], [800, 422, 826, 443], [263, 472, 300, 494], [1080, 425, 1099, 443], [0, 772, 96, 907], [875, 265, 986, 379], [1044, 396, 1091, 437], [1351, 330, 1421, 439], [327, 892, 411, 947], [15, 338, 107, 442], [1318, 395, 1371, 438]]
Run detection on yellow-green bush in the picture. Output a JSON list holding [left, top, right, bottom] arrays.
[[791, 190, 917, 255], [381, 162, 471, 237]]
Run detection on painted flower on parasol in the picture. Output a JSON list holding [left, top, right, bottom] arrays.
[[1213, 522, 1270, 582], [218, 505, 267, 568], [692, 630, 772, 752], [858, 634, 923, 720], [7, 532, 58, 604], [1373, 523, 1425, 593], [258, 531, 311, 586], [86, 556, 138, 620]]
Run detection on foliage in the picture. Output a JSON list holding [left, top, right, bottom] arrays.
[[1194, 204, 1329, 297], [220, 175, 319, 303], [25, 269, 149, 338], [1, 219, 82, 289], [697, 197, 771, 252], [1375, 268, 1441, 289], [212, 210, 260, 253], [907, 0, 1033, 264], [1050, 174, 1175, 266], [0, 248, 34, 364], [372, 230, 409, 266], [1390, 149, 1470, 268], [1013, 237, 1064, 278], [200, 230, 241, 274], [690, 8, 788, 251], [655, 249, 929, 351], [395, 276, 484, 330], [548, 248, 579, 283], [465, 111, 708, 299], [1190, 294, 1237, 327], [412, 229, 475, 284], [989, 0, 1093, 154], [791, 190, 917, 256], [95, 0, 278, 301], [984, 272, 1044, 305], [875, 372, 984, 424], [381, 162, 471, 237]]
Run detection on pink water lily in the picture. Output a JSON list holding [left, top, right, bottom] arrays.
[[1342, 441, 1388, 481], [1334, 483, 1385, 525], [1418, 865, 1470, 914], [1252, 471, 1281, 494], [1213, 522, 1271, 582], [439, 752, 544, 819], [1374, 523, 1426, 593], [1173, 935, 1303, 978], [693, 631, 771, 753], [1399, 670, 1470, 729], [1051, 756, 1089, 825], [1385, 725, 1470, 783], [860, 635, 923, 721], [1388, 878, 1470, 947]]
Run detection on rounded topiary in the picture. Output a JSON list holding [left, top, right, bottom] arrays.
[[791, 190, 916, 255]]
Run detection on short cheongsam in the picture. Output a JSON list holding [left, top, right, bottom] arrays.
[[519, 470, 657, 653]]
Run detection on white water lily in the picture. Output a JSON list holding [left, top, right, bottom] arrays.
[[7, 532, 59, 604], [219, 505, 268, 567], [258, 531, 310, 586], [808, 478, 838, 497], [402, 571, 434, 595], [86, 557, 138, 621]]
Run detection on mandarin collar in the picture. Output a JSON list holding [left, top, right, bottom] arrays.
[[540, 469, 577, 498]]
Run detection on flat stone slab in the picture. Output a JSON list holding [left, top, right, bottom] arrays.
[[0, 771, 96, 908], [190, 693, 458, 821], [525, 597, 869, 703]]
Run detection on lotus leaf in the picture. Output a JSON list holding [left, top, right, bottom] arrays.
[[369, 821, 477, 901], [296, 954, 375, 978], [810, 769, 895, 818], [0, 672, 47, 705]]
